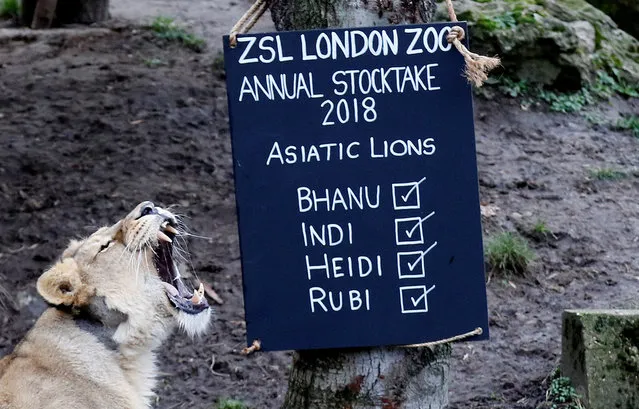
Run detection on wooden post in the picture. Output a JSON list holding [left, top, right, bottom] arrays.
[[267, 1, 452, 408], [281, 346, 451, 409]]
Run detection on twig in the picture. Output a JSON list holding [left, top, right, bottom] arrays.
[[254, 361, 270, 377], [202, 281, 224, 305], [7, 243, 39, 254], [241, 339, 261, 355], [209, 354, 230, 377]]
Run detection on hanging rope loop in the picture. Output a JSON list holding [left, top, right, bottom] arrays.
[[229, 0, 269, 47], [443, 0, 501, 87], [403, 327, 483, 348]]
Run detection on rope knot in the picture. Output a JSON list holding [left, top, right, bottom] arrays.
[[445, 23, 501, 88], [447, 26, 465, 43]]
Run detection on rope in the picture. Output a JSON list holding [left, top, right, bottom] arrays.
[[228, 0, 498, 85], [445, 0, 458, 23], [242, 328, 483, 355], [444, 0, 501, 87], [229, 0, 493, 357], [229, 0, 269, 47], [403, 327, 483, 348]]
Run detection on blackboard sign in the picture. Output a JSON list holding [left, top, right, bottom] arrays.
[[223, 22, 489, 352]]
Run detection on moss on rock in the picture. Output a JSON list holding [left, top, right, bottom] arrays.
[[562, 310, 639, 409], [584, 0, 639, 38], [435, 0, 639, 90]]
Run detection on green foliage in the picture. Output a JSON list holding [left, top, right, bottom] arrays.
[[496, 69, 639, 114], [533, 220, 550, 235], [476, 17, 501, 31], [143, 58, 164, 67], [215, 399, 247, 409], [545, 376, 584, 409], [498, 77, 531, 98], [589, 168, 627, 181], [582, 112, 606, 126], [150, 16, 206, 52], [212, 52, 225, 73], [530, 220, 558, 241], [591, 71, 639, 99], [615, 115, 639, 138], [538, 88, 594, 113], [492, 12, 518, 29], [485, 232, 534, 275], [476, 6, 540, 31], [0, 0, 20, 19]]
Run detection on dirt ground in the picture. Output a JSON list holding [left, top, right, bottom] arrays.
[[0, 15, 638, 409]]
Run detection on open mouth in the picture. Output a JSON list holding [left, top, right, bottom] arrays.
[[154, 221, 209, 315]]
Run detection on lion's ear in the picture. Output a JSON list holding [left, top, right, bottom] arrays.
[[61, 239, 83, 259], [36, 259, 93, 307]]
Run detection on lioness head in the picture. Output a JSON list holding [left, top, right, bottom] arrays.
[[36, 201, 211, 345]]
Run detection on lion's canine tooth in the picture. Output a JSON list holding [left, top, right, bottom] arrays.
[[161, 221, 168, 228], [191, 283, 205, 304], [157, 231, 172, 243], [164, 225, 179, 235]]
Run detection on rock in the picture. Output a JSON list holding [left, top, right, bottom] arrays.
[[435, 0, 639, 90], [561, 309, 639, 409], [584, 0, 639, 39], [567, 20, 596, 53]]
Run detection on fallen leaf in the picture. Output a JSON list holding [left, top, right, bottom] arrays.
[[480, 204, 500, 218], [202, 281, 224, 305]]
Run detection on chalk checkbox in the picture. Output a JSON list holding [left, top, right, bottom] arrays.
[[399, 285, 435, 314], [395, 217, 424, 245], [397, 251, 426, 279], [392, 177, 426, 210], [397, 242, 438, 279], [394, 212, 434, 246]]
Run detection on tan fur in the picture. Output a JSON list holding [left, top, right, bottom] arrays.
[[0, 202, 211, 409]]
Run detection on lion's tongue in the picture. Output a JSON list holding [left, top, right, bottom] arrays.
[[162, 280, 205, 305], [162, 282, 180, 297]]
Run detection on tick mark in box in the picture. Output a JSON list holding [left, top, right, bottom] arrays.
[[394, 211, 435, 246], [397, 242, 437, 279], [392, 177, 426, 210], [400, 285, 435, 314]]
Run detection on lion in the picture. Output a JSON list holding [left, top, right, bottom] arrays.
[[0, 201, 212, 409]]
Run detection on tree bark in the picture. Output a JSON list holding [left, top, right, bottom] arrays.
[[270, 1, 449, 408], [21, 0, 109, 28], [281, 346, 451, 409], [270, 0, 437, 30]]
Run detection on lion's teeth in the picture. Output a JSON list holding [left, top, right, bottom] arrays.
[[164, 225, 179, 235], [190, 283, 205, 304], [157, 231, 172, 243], [161, 221, 168, 228]]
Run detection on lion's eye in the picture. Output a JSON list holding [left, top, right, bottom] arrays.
[[99, 241, 112, 253], [141, 206, 154, 217]]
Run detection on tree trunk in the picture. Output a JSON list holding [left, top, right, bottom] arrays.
[[270, 0, 437, 30], [22, 0, 109, 28], [281, 346, 451, 409], [270, 1, 449, 408]]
